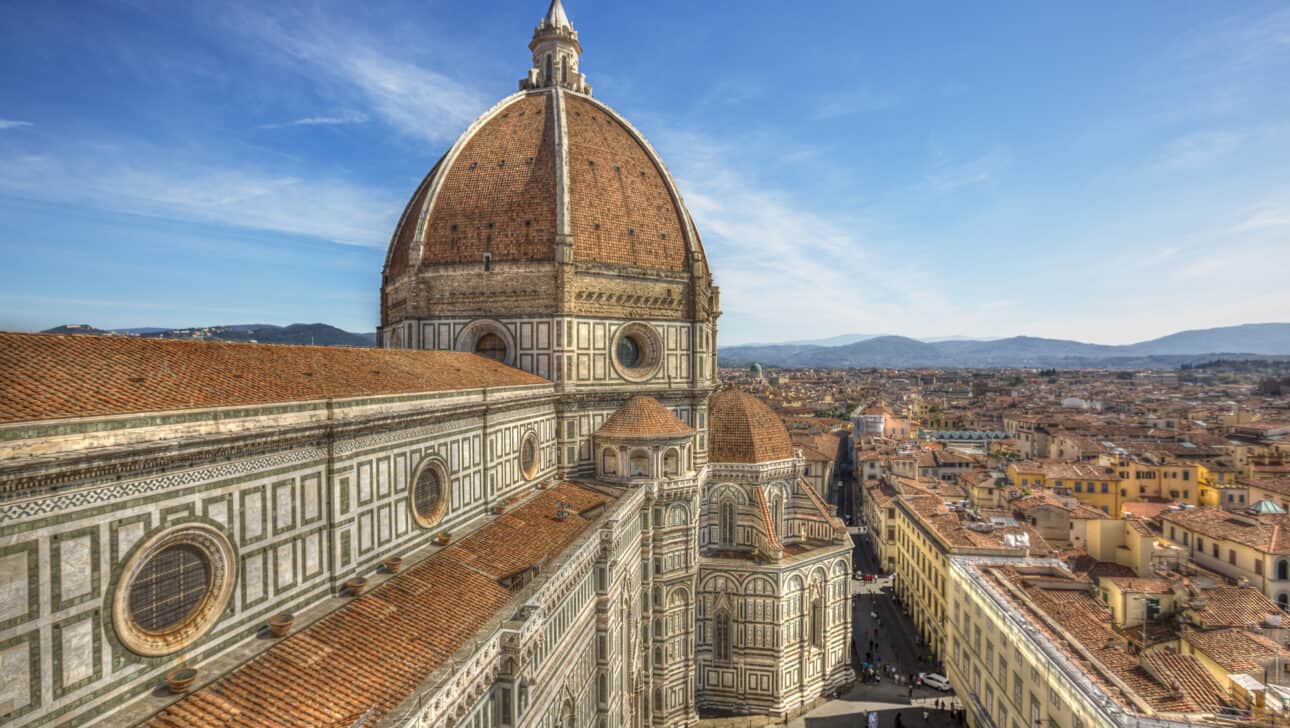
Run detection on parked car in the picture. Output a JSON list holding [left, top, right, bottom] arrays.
[[919, 673, 952, 691]]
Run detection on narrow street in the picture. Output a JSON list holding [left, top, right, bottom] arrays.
[[785, 514, 963, 727]]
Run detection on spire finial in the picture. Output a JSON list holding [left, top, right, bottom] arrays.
[[519, 0, 592, 95], [543, 0, 572, 32]]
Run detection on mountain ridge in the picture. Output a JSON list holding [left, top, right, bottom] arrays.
[[720, 323, 1290, 369], [39, 323, 376, 348]]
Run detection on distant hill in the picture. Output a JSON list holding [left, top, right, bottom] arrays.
[[743, 333, 988, 347], [41, 323, 376, 348], [720, 323, 1290, 369]]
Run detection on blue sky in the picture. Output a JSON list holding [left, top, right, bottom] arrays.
[[1, 1, 1288, 345]]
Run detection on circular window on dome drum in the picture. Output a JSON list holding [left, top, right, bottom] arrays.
[[610, 323, 662, 382], [520, 431, 540, 480], [113, 524, 235, 657], [411, 457, 450, 529], [475, 333, 508, 363]]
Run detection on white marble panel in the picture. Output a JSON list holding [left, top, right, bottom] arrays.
[[244, 553, 264, 605], [274, 483, 293, 531], [58, 536, 92, 602], [0, 551, 28, 622], [60, 617, 94, 686], [376, 459, 390, 498], [358, 463, 372, 502], [0, 641, 30, 715], [244, 491, 264, 541], [207, 499, 229, 529], [275, 543, 294, 590], [116, 521, 145, 560], [304, 532, 321, 578], [303, 477, 320, 522]]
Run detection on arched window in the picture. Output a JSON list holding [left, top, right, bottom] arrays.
[[558, 699, 575, 728], [1278, 559, 1288, 581], [771, 493, 784, 538], [545, 54, 553, 85], [810, 597, 823, 647], [719, 500, 735, 547], [561, 55, 569, 84], [663, 448, 679, 476], [629, 450, 650, 477], [602, 448, 618, 475], [475, 333, 507, 362], [714, 612, 731, 661], [1280, 593, 1290, 612]]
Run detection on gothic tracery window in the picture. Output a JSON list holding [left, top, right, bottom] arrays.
[[719, 500, 735, 547], [714, 612, 731, 662], [810, 597, 823, 647]]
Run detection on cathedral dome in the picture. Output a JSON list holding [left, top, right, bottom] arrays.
[[382, 0, 707, 288], [379, 0, 718, 361], [708, 388, 796, 464], [597, 394, 694, 440], [384, 89, 700, 278]]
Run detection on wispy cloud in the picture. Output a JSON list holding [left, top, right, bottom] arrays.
[[259, 110, 368, 129], [813, 86, 897, 120], [0, 146, 402, 247], [1233, 200, 1290, 232], [650, 125, 968, 344], [1156, 130, 1244, 169], [0, 120, 32, 130], [230, 8, 487, 145], [924, 147, 1011, 192]]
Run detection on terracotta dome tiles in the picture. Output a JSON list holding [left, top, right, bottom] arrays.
[[422, 92, 559, 266], [384, 88, 694, 278], [708, 388, 796, 464], [597, 394, 694, 439], [563, 94, 688, 271]]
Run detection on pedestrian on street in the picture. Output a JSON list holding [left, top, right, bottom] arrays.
[[923, 709, 930, 721], [894, 712, 903, 728]]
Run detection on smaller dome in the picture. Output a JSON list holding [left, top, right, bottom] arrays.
[[709, 388, 795, 464], [598, 395, 694, 439]]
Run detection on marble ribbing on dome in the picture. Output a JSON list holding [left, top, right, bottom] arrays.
[[564, 94, 688, 270], [382, 88, 700, 282], [708, 389, 796, 464], [421, 92, 559, 267]]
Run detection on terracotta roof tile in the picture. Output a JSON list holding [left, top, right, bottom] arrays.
[[1187, 585, 1282, 628], [708, 388, 795, 464], [0, 332, 547, 424], [1161, 507, 1290, 554], [989, 566, 1229, 714], [1182, 626, 1289, 674], [596, 395, 693, 439], [145, 482, 613, 728]]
